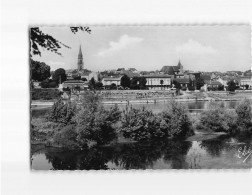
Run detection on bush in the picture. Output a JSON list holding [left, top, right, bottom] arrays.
[[121, 106, 163, 141], [31, 88, 61, 100], [198, 102, 238, 133], [159, 101, 194, 138], [53, 124, 80, 150], [235, 99, 252, 129], [75, 92, 121, 146], [75, 105, 119, 146], [48, 99, 76, 124], [120, 101, 194, 141], [48, 81, 58, 88]]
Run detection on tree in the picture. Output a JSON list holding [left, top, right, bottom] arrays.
[[30, 27, 91, 56], [160, 79, 164, 90], [139, 77, 147, 89], [227, 80, 236, 92], [81, 77, 87, 82], [31, 59, 51, 81], [245, 84, 249, 90], [172, 80, 181, 95], [95, 82, 103, 90], [53, 68, 67, 84], [88, 77, 96, 90], [120, 75, 131, 89], [195, 77, 205, 90], [110, 83, 117, 90], [130, 77, 140, 89]]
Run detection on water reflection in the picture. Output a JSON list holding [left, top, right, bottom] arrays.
[[31, 133, 252, 170]]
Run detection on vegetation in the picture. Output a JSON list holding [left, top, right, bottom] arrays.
[[120, 101, 194, 141], [120, 75, 131, 89], [48, 99, 77, 124], [31, 88, 61, 100], [31, 59, 51, 81], [198, 100, 252, 134], [227, 80, 236, 92], [30, 27, 91, 56], [139, 77, 147, 89], [52, 68, 67, 84], [195, 77, 205, 90]]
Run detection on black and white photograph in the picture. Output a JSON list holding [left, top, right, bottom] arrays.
[[30, 25, 252, 170]]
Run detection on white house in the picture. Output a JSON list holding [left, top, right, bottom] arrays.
[[102, 76, 122, 87], [143, 74, 172, 90]]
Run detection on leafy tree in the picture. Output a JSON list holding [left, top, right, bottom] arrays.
[[52, 68, 67, 84], [245, 84, 249, 90], [31, 59, 51, 81], [30, 26, 91, 56], [235, 99, 252, 129], [227, 80, 236, 92], [195, 77, 205, 90], [120, 75, 131, 89], [139, 77, 147, 89], [130, 77, 140, 89], [110, 83, 117, 90], [160, 79, 164, 90], [88, 77, 96, 90], [48, 99, 77, 124], [81, 77, 87, 82], [95, 82, 103, 90]]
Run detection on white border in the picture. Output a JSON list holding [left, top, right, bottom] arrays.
[[1, 0, 252, 194]]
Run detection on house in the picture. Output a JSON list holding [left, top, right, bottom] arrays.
[[62, 79, 88, 90], [173, 78, 191, 88], [208, 81, 223, 89], [102, 76, 122, 87], [240, 76, 252, 88], [143, 74, 172, 90]]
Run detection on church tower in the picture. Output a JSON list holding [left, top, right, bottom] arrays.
[[77, 45, 84, 71], [177, 60, 183, 73]]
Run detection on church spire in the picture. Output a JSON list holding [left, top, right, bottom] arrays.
[[77, 45, 84, 71], [78, 45, 83, 59]]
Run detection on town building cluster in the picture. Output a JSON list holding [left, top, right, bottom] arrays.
[[62, 45, 252, 91]]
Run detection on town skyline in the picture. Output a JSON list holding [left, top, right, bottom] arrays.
[[32, 25, 251, 72]]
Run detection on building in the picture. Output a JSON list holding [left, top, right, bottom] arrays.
[[143, 74, 172, 90], [240, 76, 252, 88], [160, 60, 184, 77], [77, 45, 84, 71], [102, 76, 122, 87], [62, 80, 88, 90]]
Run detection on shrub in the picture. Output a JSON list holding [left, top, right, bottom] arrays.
[[120, 101, 194, 141], [75, 105, 119, 146], [121, 106, 163, 141], [31, 88, 61, 100], [48, 81, 58, 88], [198, 103, 238, 133], [159, 101, 194, 138], [75, 93, 121, 146], [235, 99, 252, 129], [53, 124, 80, 150], [48, 99, 76, 124]]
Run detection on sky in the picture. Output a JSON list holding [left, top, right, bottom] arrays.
[[32, 25, 251, 72]]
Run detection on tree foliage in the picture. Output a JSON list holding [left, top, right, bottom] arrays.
[[195, 77, 205, 90], [30, 26, 91, 56], [120, 75, 131, 89], [48, 99, 77, 124], [52, 68, 67, 84], [139, 77, 147, 89], [31, 59, 51, 81], [227, 80, 236, 92]]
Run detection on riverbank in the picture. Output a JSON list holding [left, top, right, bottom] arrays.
[[31, 91, 252, 107]]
